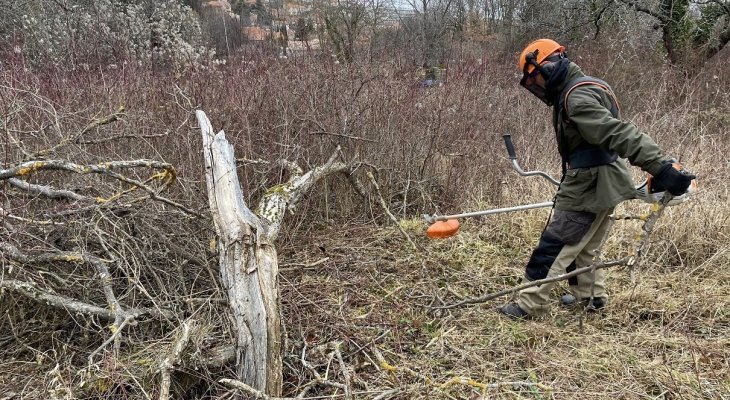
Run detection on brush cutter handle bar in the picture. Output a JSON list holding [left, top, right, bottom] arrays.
[[503, 134, 561, 186], [504, 133, 517, 160], [427, 201, 554, 222]]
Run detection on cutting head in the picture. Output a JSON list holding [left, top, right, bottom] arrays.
[[426, 219, 460, 239]]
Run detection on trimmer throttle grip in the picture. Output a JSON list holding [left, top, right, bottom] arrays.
[[503, 134, 517, 160]]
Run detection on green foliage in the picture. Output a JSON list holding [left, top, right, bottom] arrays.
[[647, 0, 728, 64], [694, 3, 728, 48], [660, 0, 694, 51]]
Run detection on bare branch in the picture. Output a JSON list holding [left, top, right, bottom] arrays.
[[159, 320, 197, 400], [0, 159, 173, 180], [76, 132, 167, 145], [0, 279, 115, 320], [0, 159, 202, 218], [31, 105, 125, 158], [219, 379, 297, 400], [367, 172, 422, 252], [7, 177, 87, 201], [297, 343, 350, 398], [617, 0, 668, 24], [256, 145, 352, 240], [87, 314, 135, 365], [333, 343, 352, 400], [0, 242, 171, 320], [0, 205, 57, 225], [1, 241, 127, 327], [310, 130, 378, 143]]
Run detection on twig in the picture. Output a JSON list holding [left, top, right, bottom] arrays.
[[366, 172, 422, 252], [371, 347, 422, 380], [371, 389, 400, 400], [85, 253, 128, 345], [373, 348, 552, 396], [236, 157, 271, 166], [344, 329, 391, 360], [77, 132, 167, 145], [333, 343, 352, 400], [159, 320, 196, 400], [279, 257, 330, 272], [87, 314, 135, 365], [31, 105, 125, 158], [310, 130, 378, 143], [424, 326, 456, 349], [0, 205, 57, 225], [298, 343, 349, 396], [439, 376, 553, 391], [219, 378, 297, 400]]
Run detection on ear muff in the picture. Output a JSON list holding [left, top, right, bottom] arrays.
[[538, 53, 565, 79]]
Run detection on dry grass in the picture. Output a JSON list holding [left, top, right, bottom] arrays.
[[275, 197, 729, 399], [1, 40, 729, 399]]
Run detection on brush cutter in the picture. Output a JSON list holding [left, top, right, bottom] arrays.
[[424, 134, 697, 239]]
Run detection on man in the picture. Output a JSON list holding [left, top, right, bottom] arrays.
[[498, 39, 695, 319]]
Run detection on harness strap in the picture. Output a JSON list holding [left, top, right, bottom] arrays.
[[556, 77, 620, 172], [562, 78, 620, 118], [568, 145, 618, 169]]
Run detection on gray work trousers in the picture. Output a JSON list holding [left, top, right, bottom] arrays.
[[517, 208, 614, 315]]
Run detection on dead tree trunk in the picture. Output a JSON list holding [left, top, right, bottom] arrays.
[[197, 110, 353, 395]]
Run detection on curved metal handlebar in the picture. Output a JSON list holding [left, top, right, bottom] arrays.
[[503, 134, 561, 186]]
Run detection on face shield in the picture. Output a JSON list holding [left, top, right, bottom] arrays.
[[520, 68, 550, 104], [519, 50, 562, 106]]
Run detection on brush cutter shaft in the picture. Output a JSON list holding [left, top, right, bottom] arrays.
[[429, 201, 554, 222]]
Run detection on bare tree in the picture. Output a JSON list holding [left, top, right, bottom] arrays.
[[197, 110, 362, 395], [318, 0, 369, 63], [404, 0, 456, 64]]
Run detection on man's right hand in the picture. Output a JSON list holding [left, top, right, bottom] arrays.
[[652, 161, 696, 196]]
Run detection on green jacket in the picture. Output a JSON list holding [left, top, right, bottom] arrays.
[[551, 63, 666, 212]]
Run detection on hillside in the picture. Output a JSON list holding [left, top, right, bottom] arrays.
[[1, 0, 729, 398]]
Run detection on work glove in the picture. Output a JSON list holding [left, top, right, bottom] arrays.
[[652, 160, 696, 196]]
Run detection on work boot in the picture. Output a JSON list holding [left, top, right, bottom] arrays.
[[498, 302, 531, 319], [560, 294, 606, 311]]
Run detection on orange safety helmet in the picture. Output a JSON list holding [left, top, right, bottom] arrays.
[[519, 39, 565, 74]]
